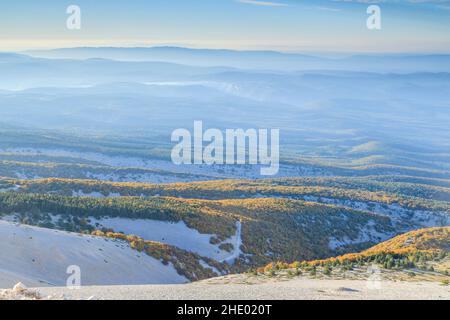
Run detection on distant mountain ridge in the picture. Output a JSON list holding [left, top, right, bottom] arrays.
[[24, 46, 450, 73]]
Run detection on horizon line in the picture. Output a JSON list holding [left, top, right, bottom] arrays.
[[1, 45, 449, 57]]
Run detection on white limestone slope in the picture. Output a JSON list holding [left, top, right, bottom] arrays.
[[0, 220, 187, 289], [89, 217, 243, 263]]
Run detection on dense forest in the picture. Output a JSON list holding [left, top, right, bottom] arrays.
[[260, 227, 450, 280], [0, 191, 397, 268], [3, 176, 449, 211]]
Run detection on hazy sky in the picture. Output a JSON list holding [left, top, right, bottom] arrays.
[[1, 0, 449, 53]]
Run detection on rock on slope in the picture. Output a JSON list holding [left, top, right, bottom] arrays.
[[0, 220, 187, 288]]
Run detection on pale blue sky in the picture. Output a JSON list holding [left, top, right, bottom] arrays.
[[0, 0, 449, 52]]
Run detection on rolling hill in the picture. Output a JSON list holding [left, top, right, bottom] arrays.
[[0, 192, 397, 269], [261, 227, 450, 281]]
